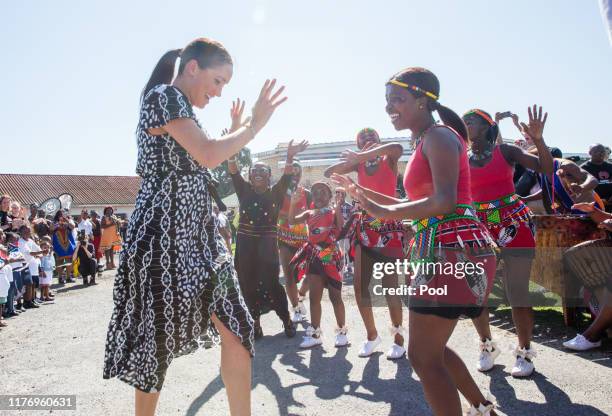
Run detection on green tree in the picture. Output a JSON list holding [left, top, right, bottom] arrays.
[[211, 147, 252, 199]]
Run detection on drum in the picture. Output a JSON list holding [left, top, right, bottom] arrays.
[[530, 214, 607, 298]]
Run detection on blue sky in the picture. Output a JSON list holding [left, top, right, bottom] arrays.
[[2, 0, 611, 175]]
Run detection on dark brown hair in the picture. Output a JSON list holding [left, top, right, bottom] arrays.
[[389, 67, 468, 141], [142, 37, 233, 99]]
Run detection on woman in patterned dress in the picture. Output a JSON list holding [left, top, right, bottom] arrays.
[[102, 38, 287, 416]]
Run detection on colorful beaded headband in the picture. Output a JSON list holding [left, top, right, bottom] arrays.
[[463, 109, 495, 126], [356, 127, 380, 142], [388, 79, 439, 101]]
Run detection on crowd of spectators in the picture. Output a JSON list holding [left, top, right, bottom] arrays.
[[0, 195, 127, 328]]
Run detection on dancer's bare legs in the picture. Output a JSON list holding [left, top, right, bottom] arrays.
[[354, 245, 404, 345], [503, 258, 534, 348], [353, 245, 378, 341], [279, 245, 299, 308], [409, 312, 495, 415]]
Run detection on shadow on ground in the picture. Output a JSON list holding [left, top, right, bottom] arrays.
[[186, 329, 431, 416], [484, 370, 608, 416], [487, 307, 612, 370]]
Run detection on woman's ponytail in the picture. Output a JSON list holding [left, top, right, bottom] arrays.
[[435, 103, 468, 142], [141, 49, 182, 99]]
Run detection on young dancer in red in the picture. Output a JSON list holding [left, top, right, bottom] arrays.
[[288, 182, 348, 349], [325, 128, 406, 359], [334, 68, 498, 415], [463, 108, 553, 377]]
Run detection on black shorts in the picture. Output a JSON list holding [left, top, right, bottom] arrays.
[[409, 304, 485, 320], [32, 275, 40, 288]]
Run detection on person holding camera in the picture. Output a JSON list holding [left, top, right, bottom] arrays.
[[73, 232, 97, 286]]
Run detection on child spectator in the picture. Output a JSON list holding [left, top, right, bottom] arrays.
[[18, 225, 43, 307], [7, 232, 35, 310], [39, 240, 55, 302]]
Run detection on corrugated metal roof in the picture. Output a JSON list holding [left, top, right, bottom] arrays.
[[0, 174, 141, 206]]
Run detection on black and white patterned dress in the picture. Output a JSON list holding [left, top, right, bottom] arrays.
[[103, 84, 254, 393]]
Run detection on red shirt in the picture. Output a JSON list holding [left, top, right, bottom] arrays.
[[357, 156, 397, 197], [470, 145, 515, 202], [403, 126, 473, 205]]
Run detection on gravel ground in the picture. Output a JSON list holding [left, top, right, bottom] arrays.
[[1, 269, 610, 416]]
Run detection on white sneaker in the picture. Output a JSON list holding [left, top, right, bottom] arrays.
[[300, 326, 322, 349], [477, 339, 500, 372], [358, 336, 382, 357], [511, 346, 536, 378], [563, 334, 602, 351], [291, 309, 304, 323], [386, 344, 406, 360], [334, 326, 349, 347], [466, 394, 496, 416]]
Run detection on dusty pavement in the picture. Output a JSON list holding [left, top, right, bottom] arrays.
[[1, 269, 611, 416]]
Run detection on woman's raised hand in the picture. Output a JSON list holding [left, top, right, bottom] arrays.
[[520, 105, 547, 143], [250, 79, 287, 134], [287, 139, 309, 159], [229, 99, 247, 133]]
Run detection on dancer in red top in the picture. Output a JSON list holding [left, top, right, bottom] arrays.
[[325, 128, 406, 360], [288, 182, 348, 349], [334, 68, 497, 416], [462, 108, 553, 378]]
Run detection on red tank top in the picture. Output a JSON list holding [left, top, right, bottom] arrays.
[[280, 186, 308, 215], [357, 156, 397, 197], [403, 126, 472, 205], [307, 208, 335, 245], [470, 145, 515, 202]]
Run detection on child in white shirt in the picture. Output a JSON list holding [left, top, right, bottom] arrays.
[[39, 240, 55, 302]]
